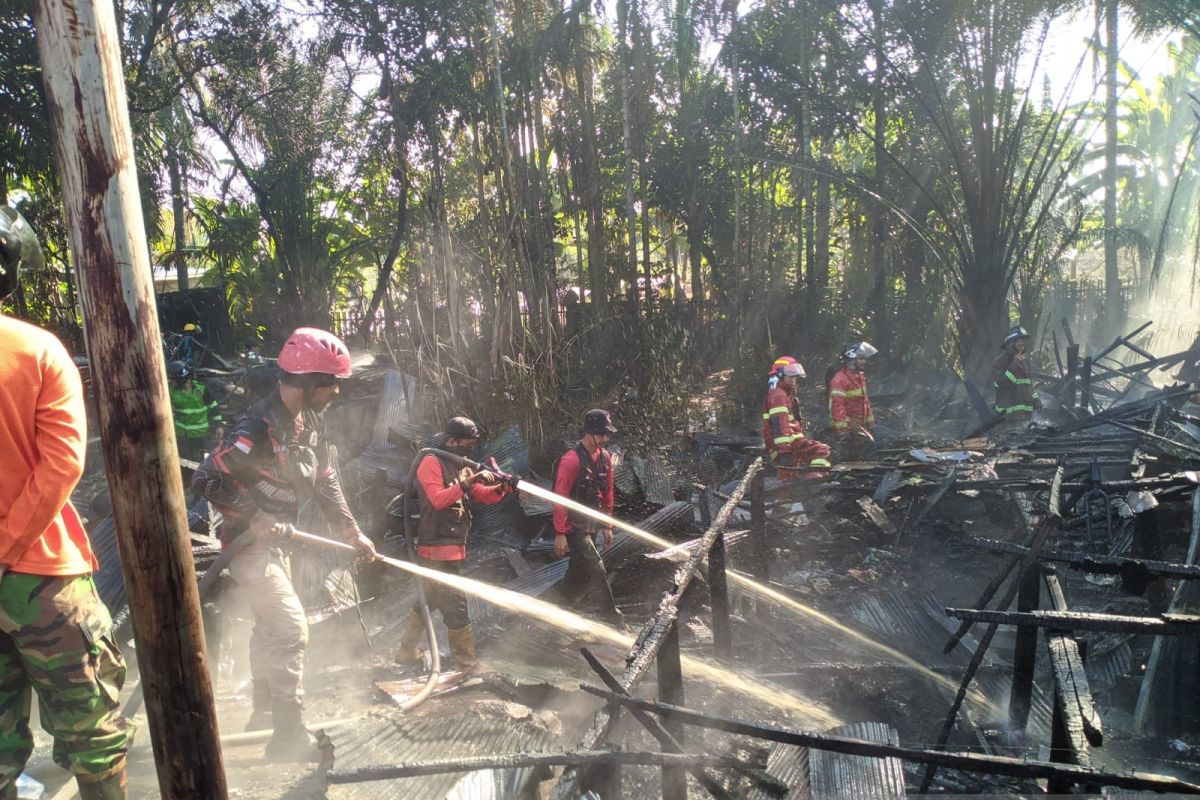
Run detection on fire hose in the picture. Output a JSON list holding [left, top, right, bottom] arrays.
[[396, 448, 520, 710], [122, 448, 520, 718]]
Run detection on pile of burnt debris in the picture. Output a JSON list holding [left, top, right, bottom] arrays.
[[311, 324, 1200, 798], [77, 323, 1200, 798]]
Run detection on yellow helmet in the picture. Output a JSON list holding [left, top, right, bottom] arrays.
[[183, 323, 200, 333]]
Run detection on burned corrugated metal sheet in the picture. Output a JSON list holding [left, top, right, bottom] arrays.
[[748, 744, 811, 800], [809, 721, 905, 799], [325, 706, 554, 800]]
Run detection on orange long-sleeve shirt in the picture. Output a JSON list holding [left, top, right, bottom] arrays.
[[0, 315, 96, 575]]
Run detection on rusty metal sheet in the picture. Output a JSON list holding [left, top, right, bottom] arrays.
[[809, 721, 906, 799]]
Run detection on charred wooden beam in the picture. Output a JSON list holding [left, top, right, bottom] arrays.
[[945, 607, 1200, 636], [1007, 565, 1040, 734], [581, 655, 729, 799], [905, 468, 956, 536], [969, 537, 1200, 580], [1050, 386, 1195, 436], [579, 648, 768, 799], [578, 689, 1200, 795], [1042, 569, 1102, 749], [1133, 487, 1200, 734], [923, 480, 1064, 791], [551, 459, 765, 800], [698, 489, 732, 662], [944, 469, 1064, 654], [327, 751, 765, 783]]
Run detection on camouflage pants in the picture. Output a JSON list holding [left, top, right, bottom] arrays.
[[228, 542, 307, 702], [0, 573, 133, 792]]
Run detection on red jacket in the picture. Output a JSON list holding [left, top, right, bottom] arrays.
[[761, 385, 807, 456], [829, 366, 874, 432], [552, 445, 614, 535]]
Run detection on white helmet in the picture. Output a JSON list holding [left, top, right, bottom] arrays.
[[843, 341, 878, 361], [781, 362, 806, 378]]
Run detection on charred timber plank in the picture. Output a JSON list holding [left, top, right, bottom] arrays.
[[969, 537, 1200, 580], [1049, 386, 1196, 435], [327, 751, 765, 783], [698, 489, 732, 662], [579, 648, 748, 800], [856, 497, 897, 535], [552, 459, 765, 800], [905, 468, 957, 536], [1047, 633, 1101, 750], [944, 470, 1063, 655], [1007, 566, 1040, 734], [579, 688, 1200, 795], [944, 608, 1200, 636]]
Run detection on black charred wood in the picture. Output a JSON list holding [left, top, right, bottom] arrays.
[[578, 688, 1200, 795]]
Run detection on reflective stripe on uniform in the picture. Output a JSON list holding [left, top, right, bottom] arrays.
[[996, 404, 1034, 414], [832, 387, 866, 398], [1003, 370, 1032, 386], [832, 420, 850, 430], [773, 434, 795, 445]]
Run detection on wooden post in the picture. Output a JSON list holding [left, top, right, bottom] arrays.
[[750, 470, 767, 579], [1065, 344, 1080, 408], [700, 488, 732, 661], [1007, 565, 1040, 735], [32, 0, 228, 796], [658, 622, 688, 800], [1080, 356, 1094, 412]]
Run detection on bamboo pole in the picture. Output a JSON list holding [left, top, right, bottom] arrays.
[[32, 0, 227, 795]]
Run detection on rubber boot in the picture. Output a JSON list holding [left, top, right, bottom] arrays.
[[447, 624, 479, 673], [264, 699, 322, 763], [395, 610, 425, 665], [244, 679, 273, 732], [76, 766, 127, 800]]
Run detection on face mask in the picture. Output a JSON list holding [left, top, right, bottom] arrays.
[[447, 442, 474, 457]]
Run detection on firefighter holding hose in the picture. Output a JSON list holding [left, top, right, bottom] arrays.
[[395, 417, 511, 673], [192, 327, 376, 762]]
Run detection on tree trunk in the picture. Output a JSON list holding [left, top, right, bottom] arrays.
[[618, 0, 638, 313], [573, 11, 606, 315], [869, 0, 890, 346], [166, 142, 188, 293], [1104, 0, 1120, 317]]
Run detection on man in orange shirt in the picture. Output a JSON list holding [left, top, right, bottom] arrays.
[[0, 207, 133, 799], [395, 417, 510, 672]]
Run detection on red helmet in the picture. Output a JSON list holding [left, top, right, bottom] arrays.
[[278, 327, 352, 378], [768, 355, 797, 376]]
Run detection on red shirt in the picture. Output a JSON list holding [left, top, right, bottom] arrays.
[[552, 445, 614, 535], [0, 316, 96, 575], [415, 454, 507, 560]]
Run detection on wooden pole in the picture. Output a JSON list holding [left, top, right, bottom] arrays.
[[699, 488, 732, 661], [1065, 344, 1079, 407], [658, 622, 688, 800], [552, 460, 764, 800], [31, 0, 228, 796], [1007, 565, 1040, 735]]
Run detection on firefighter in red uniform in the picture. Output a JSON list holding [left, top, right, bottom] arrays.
[[762, 358, 832, 470], [552, 409, 623, 624], [829, 342, 878, 461], [395, 417, 511, 672]]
